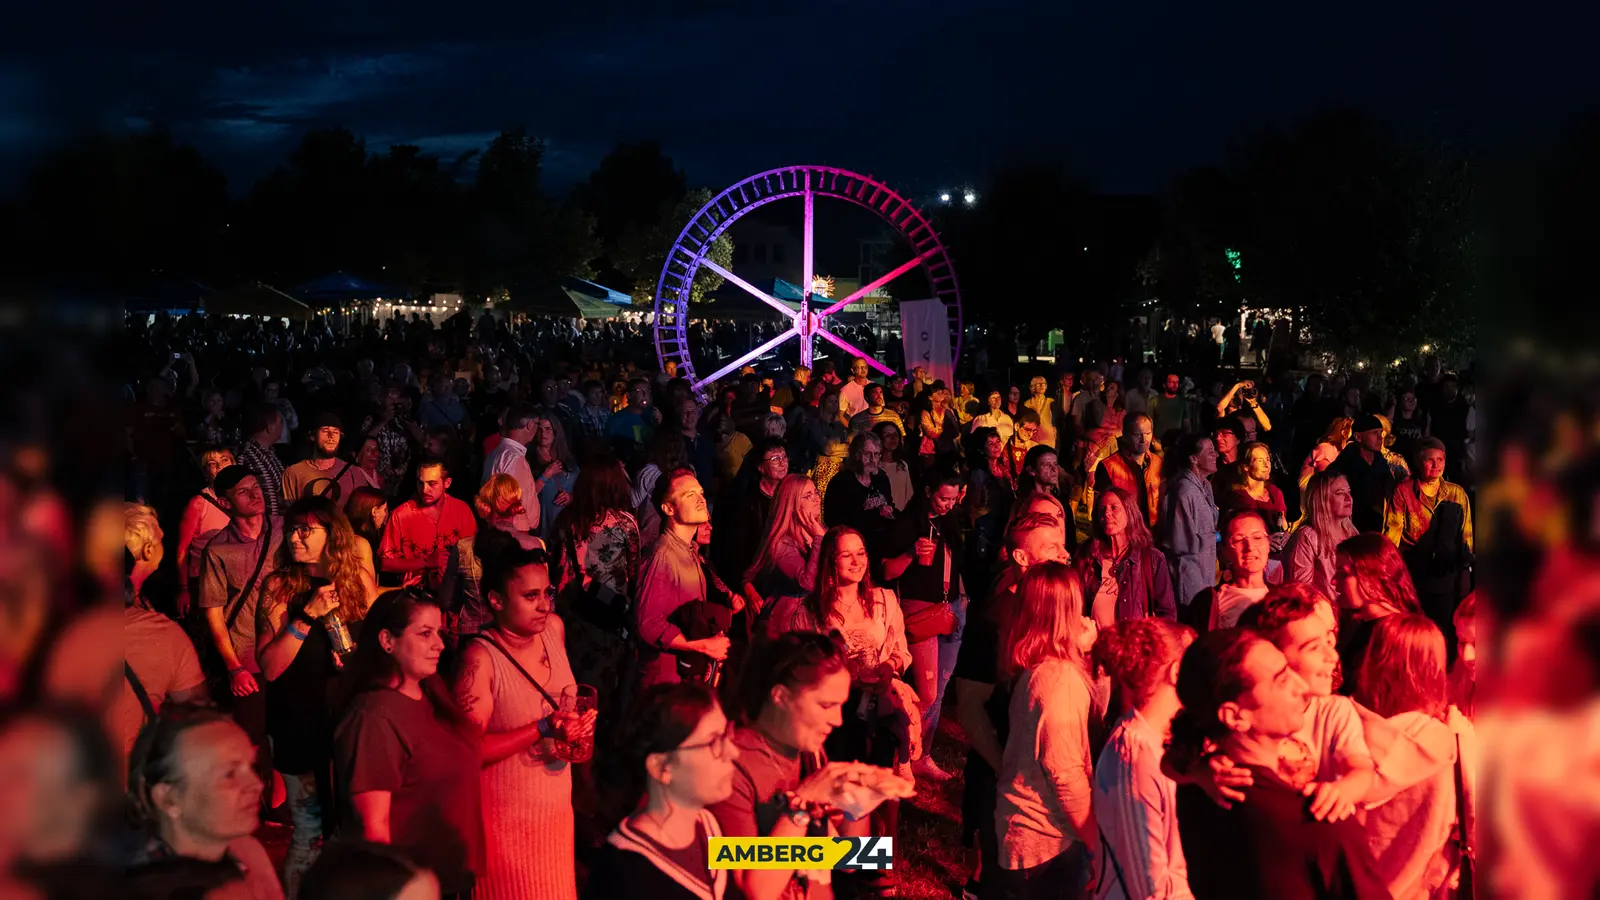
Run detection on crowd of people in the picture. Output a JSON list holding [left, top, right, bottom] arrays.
[[89, 304, 1485, 900]]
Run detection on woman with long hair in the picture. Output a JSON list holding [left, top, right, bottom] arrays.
[[254, 496, 376, 896], [176, 446, 236, 612], [711, 632, 913, 900], [1084, 380, 1127, 469], [343, 486, 389, 575], [994, 561, 1100, 898], [1091, 617, 1196, 900], [550, 452, 642, 721], [530, 412, 580, 543], [334, 590, 483, 899], [1283, 471, 1358, 600], [1353, 614, 1476, 900], [355, 437, 386, 496], [1219, 441, 1288, 539], [586, 683, 738, 899], [742, 474, 826, 620], [1168, 629, 1386, 899], [1334, 533, 1421, 697], [453, 545, 592, 900], [1078, 487, 1176, 628], [873, 421, 916, 512]]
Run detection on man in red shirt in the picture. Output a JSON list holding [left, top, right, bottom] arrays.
[[379, 458, 478, 591]]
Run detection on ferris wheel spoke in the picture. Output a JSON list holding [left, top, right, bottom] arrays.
[[699, 258, 797, 319], [814, 328, 897, 378], [816, 248, 938, 318], [802, 180, 815, 310], [691, 326, 800, 391]]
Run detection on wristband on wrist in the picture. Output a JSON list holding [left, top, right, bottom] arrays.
[[288, 622, 310, 641], [536, 716, 555, 738], [228, 665, 244, 675]]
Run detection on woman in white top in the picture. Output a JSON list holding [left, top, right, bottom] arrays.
[[1091, 617, 1196, 900], [995, 561, 1100, 898], [1283, 471, 1358, 601], [971, 390, 1016, 443], [1353, 614, 1475, 900]]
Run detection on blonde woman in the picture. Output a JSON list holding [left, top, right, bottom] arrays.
[[742, 474, 826, 620], [995, 560, 1100, 896], [1284, 471, 1359, 601], [439, 473, 546, 639], [918, 385, 961, 469]]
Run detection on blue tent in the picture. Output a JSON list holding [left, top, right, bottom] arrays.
[[562, 276, 632, 306], [293, 271, 400, 304]]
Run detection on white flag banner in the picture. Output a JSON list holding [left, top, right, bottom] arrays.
[[900, 299, 954, 388]]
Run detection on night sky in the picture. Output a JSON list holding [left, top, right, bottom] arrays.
[[3, 0, 1592, 197]]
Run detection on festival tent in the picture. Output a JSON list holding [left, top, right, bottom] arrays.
[[206, 282, 315, 321], [508, 276, 634, 319], [700, 277, 804, 320], [293, 271, 401, 305]]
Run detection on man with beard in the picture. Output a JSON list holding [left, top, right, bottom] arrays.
[[281, 414, 375, 503], [634, 468, 730, 688], [378, 459, 477, 592], [1150, 372, 1191, 449], [1094, 414, 1161, 530]]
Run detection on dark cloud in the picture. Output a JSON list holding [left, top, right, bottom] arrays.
[[2, 0, 1595, 195]]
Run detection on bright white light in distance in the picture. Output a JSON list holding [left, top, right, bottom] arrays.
[[963, 192, 977, 205], [939, 193, 951, 203]]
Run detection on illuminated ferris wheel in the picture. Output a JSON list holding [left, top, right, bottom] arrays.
[[652, 166, 963, 394]]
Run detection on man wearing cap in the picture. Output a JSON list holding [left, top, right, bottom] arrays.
[[1330, 413, 1397, 533], [1209, 419, 1245, 492], [282, 413, 376, 503], [196, 465, 284, 800]]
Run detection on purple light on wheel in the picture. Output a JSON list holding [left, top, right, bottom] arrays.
[[652, 166, 963, 396]]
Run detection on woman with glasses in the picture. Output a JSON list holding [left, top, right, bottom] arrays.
[[453, 544, 593, 900], [583, 682, 739, 899], [708, 632, 913, 900], [254, 496, 376, 897]]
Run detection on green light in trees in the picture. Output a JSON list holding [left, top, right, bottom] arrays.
[[1224, 248, 1242, 282]]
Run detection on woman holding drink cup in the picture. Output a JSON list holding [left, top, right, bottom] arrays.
[[256, 496, 376, 897], [453, 544, 596, 900]]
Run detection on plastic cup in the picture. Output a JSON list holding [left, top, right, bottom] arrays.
[[556, 684, 598, 762]]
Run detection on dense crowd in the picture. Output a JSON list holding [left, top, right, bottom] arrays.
[[95, 306, 1483, 900]]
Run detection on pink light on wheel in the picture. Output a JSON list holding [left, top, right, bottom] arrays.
[[652, 166, 963, 396]]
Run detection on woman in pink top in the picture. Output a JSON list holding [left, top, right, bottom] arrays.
[[175, 446, 237, 613], [994, 561, 1100, 898]]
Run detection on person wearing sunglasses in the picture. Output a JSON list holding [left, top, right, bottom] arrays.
[[584, 682, 738, 899]]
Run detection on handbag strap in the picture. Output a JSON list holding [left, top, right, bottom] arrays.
[[469, 632, 562, 711], [125, 663, 156, 721], [1453, 732, 1474, 858]]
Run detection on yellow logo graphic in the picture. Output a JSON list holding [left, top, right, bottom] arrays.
[[708, 837, 894, 870]]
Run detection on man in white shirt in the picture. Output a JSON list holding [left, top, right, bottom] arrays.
[[1210, 320, 1227, 359], [840, 357, 872, 419], [481, 404, 543, 533]]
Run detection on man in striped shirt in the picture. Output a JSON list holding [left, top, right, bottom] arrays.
[[235, 405, 285, 518]]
